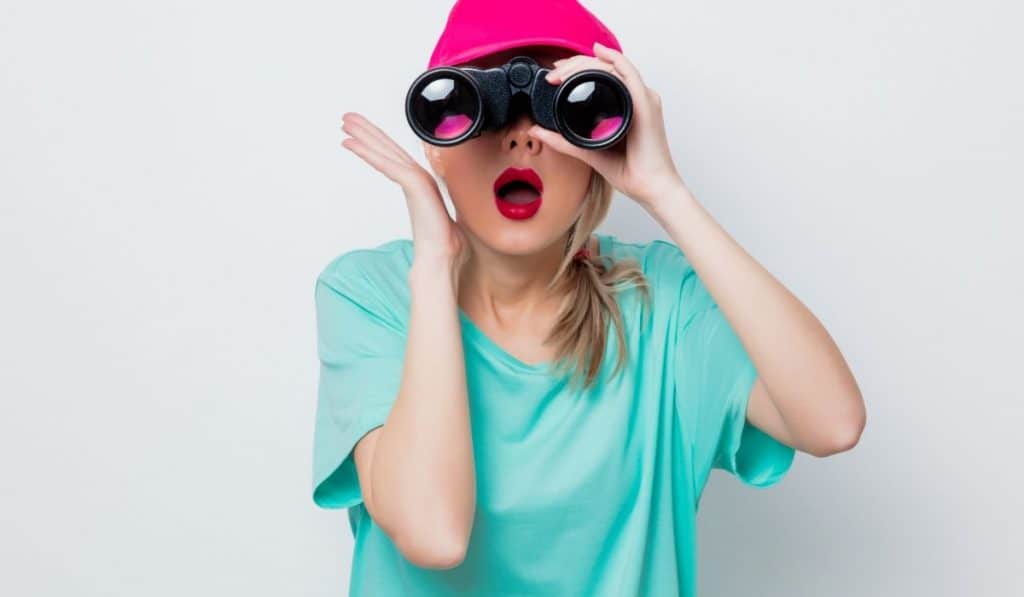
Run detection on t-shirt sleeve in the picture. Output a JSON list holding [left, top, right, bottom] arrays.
[[645, 241, 794, 494], [676, 303, 794, 492], [311, 254, 408, 510]]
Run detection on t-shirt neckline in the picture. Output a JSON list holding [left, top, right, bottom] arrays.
[[457, 233, 613, 376]]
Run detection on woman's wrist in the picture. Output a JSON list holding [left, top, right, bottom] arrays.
[[642, 178, 699, 222], [410, 256, 459, 294]]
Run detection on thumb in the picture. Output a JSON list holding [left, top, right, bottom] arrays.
[[529, 125, 616, 174]]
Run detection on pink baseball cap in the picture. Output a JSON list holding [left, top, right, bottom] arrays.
[[427, 0, 623, 69]]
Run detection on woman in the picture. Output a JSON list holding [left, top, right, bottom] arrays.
[[312, 0, 866, 595]]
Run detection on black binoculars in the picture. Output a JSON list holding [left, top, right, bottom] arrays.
[[405, 55, 632, 150]]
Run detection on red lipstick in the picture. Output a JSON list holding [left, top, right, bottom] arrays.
[[493, 167, 544, 220]]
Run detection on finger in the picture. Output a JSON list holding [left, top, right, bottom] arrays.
[[545, 54, 587, 78], [340, 136, 412, 185], [544, 56, 621, 85], [554, 53, 618, 77], [342, 114, 415, 165], [646, 85, 663, 110], [341, 113, 417, 167], [528, 124, 616, 174], [592, 42, 644, 86], [339, 117, 411, 168], [591, 42, 652, 107]]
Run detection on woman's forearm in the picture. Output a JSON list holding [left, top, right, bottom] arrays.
[[369, 257, 476, 567], [645, 183, 865, 455]]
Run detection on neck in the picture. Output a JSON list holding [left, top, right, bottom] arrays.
[[457, 233, 592, 325]]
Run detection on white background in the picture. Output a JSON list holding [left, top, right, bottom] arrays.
[[1, 1, 1021, 595]]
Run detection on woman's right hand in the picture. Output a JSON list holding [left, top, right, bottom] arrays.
[[340, 112, 469, 271]]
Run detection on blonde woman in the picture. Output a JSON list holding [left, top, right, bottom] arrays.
[[312, 1, 865, 595]]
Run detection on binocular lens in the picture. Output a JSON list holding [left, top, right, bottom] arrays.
[[408, 75, 480, 141], [558, 77, 627, 143]]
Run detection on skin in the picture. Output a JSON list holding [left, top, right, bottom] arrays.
[[336, 41, 867, 567], [422, 44, 600, 365], [337, 45, 605, 568]]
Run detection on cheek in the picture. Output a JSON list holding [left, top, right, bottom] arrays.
[[543, 160, 593, 216], [438, 142, 501, 217], [440, 145, 497, 213]]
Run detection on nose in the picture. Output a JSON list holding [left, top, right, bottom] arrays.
[[501, 113, 541, 156]]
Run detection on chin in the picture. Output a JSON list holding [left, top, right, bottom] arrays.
[[476, 226, 569, 257], [453, 193, 581, 256]]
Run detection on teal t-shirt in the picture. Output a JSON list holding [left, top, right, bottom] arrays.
[[311, 232, 795, 596]]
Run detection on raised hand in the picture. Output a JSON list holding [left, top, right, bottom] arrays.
[[340, 112, 469, 270], [528, 41, 686, 208]]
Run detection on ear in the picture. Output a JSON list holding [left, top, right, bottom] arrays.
[[422, 141, 446, 178]]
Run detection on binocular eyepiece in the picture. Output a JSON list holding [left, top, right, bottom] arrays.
[[405, 55, 632, 150]]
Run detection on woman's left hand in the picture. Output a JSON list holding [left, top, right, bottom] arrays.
[[528, 41, 685, 209]]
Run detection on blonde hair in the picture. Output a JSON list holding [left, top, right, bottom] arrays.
[[454, 170, 652, 392], [544, 171, 652, 391]]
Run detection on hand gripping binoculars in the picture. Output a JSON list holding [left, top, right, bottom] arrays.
[[405, 55, 632, 150]]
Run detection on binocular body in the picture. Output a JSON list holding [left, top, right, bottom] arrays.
[[405, 55, 632, 150]]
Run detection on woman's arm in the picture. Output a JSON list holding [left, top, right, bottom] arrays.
[[533, 44, 864, 457], [353, 256, 475, 569], [646, 181, 866, 458], [338, 110, 476, 569]]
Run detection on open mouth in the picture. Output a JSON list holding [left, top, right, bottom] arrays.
[[493, 167, 544, 220], [493, 167, 544, 202], [496, 179, 542, 204]]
